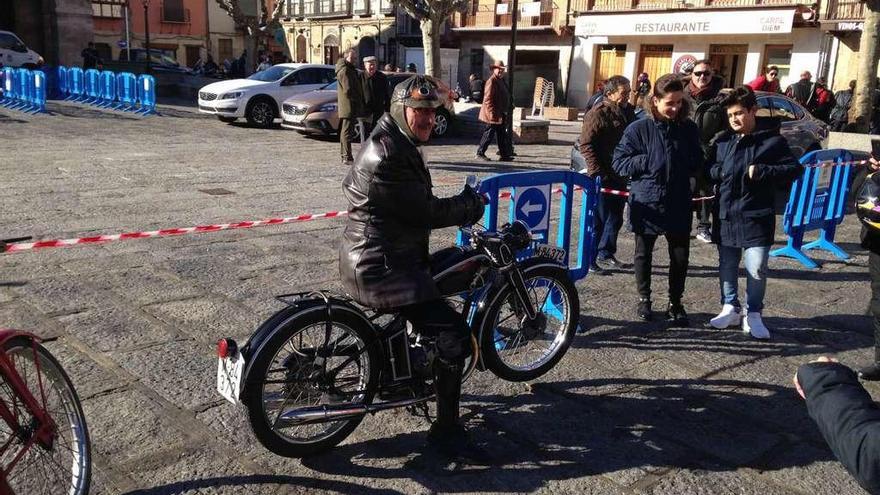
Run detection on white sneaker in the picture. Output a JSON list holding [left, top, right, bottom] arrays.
[[743, 312, 770, 340], [709, 304, 741, 329]]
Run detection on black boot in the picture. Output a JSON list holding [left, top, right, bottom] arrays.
[[637, 298, 652, 321], [665, 301, 690, 327], [426, 358, 491, 464]]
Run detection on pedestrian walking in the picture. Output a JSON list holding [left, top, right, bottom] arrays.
[[336, 48, 364, 166], [612, 73, 703, 325], [746, 65, 781, 94], [707, 86, 801, 340], [361, 55, 389, 135], [855, 157, 880, 379], [468, 73, 484, 104], [475, 61, 514, 162], [577, 75, 635, 275], [81, 42, 100, 69], [685, 59, 728, 245], [829, 80, 856, 131]]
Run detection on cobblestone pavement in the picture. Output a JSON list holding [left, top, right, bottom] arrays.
[[0, 101, 874, 494]]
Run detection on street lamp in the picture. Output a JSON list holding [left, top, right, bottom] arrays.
[[142, 0, 151, 74]]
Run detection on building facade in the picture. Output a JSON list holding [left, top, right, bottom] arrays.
[[819, 0, 880, 91], [567, 0, 825, 107], [1, 0, 93, 66], [280, 0, 397, 65]]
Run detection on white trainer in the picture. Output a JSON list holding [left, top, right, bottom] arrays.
[[709, 304, 741, 329], [743, 312, 770, 340]]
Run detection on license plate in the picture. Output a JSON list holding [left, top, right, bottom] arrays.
[[287, 114, 305, 123], [535, 244, 566, 263], [217, 353, 245, 405]]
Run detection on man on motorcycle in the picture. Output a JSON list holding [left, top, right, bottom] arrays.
[[339, 76, 487, 461]]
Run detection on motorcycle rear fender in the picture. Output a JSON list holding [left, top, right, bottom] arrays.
[[240, 296, 375, 397], [468, 257, 569, 350]]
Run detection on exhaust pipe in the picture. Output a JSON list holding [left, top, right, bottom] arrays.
[[275, 396, 432, 427]]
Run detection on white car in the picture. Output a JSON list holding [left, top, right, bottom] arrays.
[[0, 31, 43, 68], [198, 63, 335, 127]]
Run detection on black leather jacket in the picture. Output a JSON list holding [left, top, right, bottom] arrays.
[[339, 114, 484, 309]]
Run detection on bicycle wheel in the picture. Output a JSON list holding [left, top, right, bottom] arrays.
[[479, 265, 579, 382], [243, 308, 379, 458], [0, 336, 91, 495]]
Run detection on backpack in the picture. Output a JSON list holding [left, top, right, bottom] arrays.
[[692, 97, 728, 147]]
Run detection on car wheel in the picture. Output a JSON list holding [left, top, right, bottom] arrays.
[[433, 110, 451, 137], [217, 116, 237, 123], [246, 98, 276, 128]]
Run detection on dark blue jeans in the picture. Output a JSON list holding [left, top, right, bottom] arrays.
[[594, 192, 626, 261]]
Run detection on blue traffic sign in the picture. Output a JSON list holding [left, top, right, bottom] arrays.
[[515, 185, 550, 230]]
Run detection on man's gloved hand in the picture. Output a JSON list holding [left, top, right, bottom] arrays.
[[461, 185, 486, 225]]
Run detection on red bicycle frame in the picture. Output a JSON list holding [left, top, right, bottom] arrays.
[[0, 329, 56, 495]]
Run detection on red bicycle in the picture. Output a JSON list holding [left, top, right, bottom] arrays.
[[0, 238, 91, 495]]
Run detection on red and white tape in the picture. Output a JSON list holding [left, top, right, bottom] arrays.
[[3, 211, 344, 254]]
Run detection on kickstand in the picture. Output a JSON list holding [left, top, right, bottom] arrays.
[[406, 401, 433, 425]]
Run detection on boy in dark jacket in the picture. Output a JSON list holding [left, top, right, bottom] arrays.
[[613, 74, 703, 324], [707, 86, 801, 339], [796, 357, 880, 494]]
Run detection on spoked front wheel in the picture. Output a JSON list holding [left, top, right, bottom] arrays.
[[0, 336, 91, 495], [243, 308, 379, 458], [479, 265, 579, 382]]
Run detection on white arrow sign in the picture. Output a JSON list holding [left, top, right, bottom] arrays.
[[520, 200, 543, 216]]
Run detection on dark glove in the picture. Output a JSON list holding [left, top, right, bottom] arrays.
[[461, 185, 486, 225]]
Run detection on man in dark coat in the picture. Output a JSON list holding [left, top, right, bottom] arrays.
[[361, 56, 388, 135], [81, 42, 100, 69], [707, 86, 800, 340], [336, 49, 364, 166], [339, 76, 485, 461], [578, 75, 634, 274], [796, 357, 880, 494], [613, 74, 703, 324], [856, 157, 880, 380], [685, 59, 728, 245], [468, 73, 484, 103], [830, 80, 856, 131], [785, 71, 815, 108], [475, 61, 514, 161]]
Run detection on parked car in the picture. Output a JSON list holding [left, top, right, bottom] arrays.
[[198, 63, 335, 127], [118, 48, 191, 74], [0, 31, 43, 68], [280, 72, 457, 138]]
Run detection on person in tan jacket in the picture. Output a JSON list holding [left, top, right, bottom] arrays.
[[475, 61, 514, 161]]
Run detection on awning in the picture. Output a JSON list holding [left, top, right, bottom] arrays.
[[574, 8, 796, 37]]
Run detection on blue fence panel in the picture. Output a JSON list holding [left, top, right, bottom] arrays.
[[115, 72, 137, 110], [12, 68, 30, 110], [84, 68, 100, 103], [457, 170, 599, 281], [136, 74, 157, 114], [99, 70, 116, 107], [31, 70, 46, 113], [67, 67, 84, 100], [0, 67, 14, 105], [770, 148, 855, 269]]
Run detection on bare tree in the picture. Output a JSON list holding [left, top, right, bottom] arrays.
[[849, 0, 880, 133], [214, 0, 287, 73], [394, 0, 467, 77]]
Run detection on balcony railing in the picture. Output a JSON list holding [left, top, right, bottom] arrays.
[[822, 0, 866, 20], [454, 1, 559, 29], [288, 0, 390, 17]]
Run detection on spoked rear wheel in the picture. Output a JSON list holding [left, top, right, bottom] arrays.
[[243, 309, 379, 458], [0, 337, 91, 495], [479, 265, 579, 382]]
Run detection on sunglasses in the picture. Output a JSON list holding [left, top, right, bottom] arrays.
[[693, 71, 711, 78], [768, 72, 778, 76]]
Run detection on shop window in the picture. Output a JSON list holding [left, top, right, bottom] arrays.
[[762, 45, 792, 83]]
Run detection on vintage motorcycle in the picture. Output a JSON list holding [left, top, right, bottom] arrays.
[[216, 195, 580, 458]]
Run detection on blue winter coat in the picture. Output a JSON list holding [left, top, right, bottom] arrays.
[[612, 117, 703, 235], [709, 117, 801, 248]]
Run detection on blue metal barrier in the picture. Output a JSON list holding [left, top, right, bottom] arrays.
[[136, 74, 157, 114], [770, 148, 855, 269], [0, 69, 46, 113], [12, 68, 29, 110], [457, 170, 600, 281], [68, 67, 84, 100], [115, 72, 137, 111], [84, 69, 100, 103], [31, 70, 46, 113], [0, 67, 14, 105], [99, 71, 116, 107]]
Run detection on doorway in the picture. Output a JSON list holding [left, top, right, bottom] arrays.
[[296, 35, 307, 62], [638, 44, 673, 86], [593, 44, 626, 91], [323, 34, 339, 65], [709, 44, 748, 87]]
